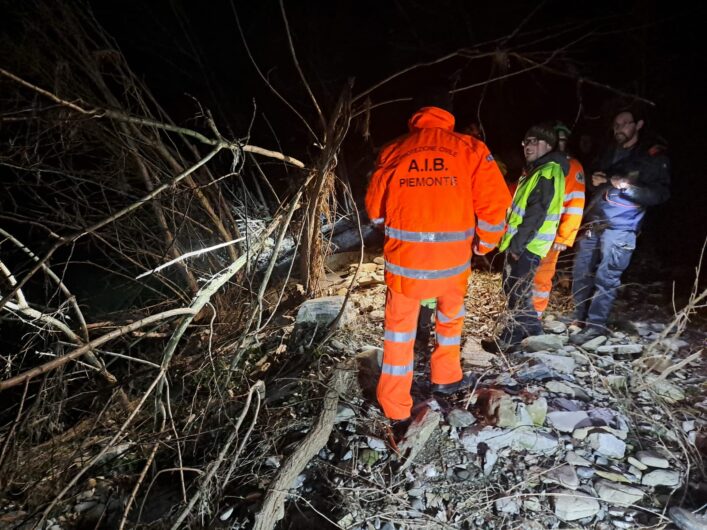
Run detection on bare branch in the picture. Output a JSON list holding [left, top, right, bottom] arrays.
[[0, 308, 196, 391]]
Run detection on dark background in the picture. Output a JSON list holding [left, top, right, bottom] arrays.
[[3, 0, 706, 292]]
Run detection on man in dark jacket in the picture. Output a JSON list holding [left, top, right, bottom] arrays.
[[570, 109, 670, 344], [483, 123, 568, 352]]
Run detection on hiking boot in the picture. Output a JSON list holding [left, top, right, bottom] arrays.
[[430, 372, 477, 395], [669, 507, 707, 530], [390, 417, 412, 442], [481, 337, 520, 354], [568, 326, 604, 346]]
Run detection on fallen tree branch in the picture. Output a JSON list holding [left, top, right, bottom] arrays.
[[634, 350, 703, 393], [170, 380, 264, 529], [0, 68, 306, 168], [0, 308, 196, 391], [135, 237, 246, 279], [0, 228, 89, 341], [253, 366, 353, 530]]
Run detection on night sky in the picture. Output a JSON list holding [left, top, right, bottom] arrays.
[[2, 0, 706, 288]]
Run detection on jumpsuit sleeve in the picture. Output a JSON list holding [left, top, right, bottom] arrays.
[[470, 145, 512, 255], [554, 160, 586, 247], [509, 177, 555, 256]]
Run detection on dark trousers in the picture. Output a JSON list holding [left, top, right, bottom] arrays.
[[572, 228, 637, 328], [501, 250, 543, 343]]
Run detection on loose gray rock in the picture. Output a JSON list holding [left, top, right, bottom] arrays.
[[544, 320, 568, 334], [595, 479, 644, 506], [552, 489, 600, 521], [544, 465, 580, 489], [547, 410, 589, 433], [296, 296, 356, 328], [335, 404, 356, 423], [596, 344, 643, 356], [588, 432, 626, 459], [447, 408, 476, 428], [581, 335, 608, 350], [642, 469, 681, 487], [636, 450, 669, 469], [495, 496, 520, 515], [523, 334, 567, 352], [566, 451, 593, 467], [627, 456, 647, 470], [527, 353, 576, 374]]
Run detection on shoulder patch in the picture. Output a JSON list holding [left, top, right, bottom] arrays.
[[486, 154, 494, 162], [576, 171, 585, 184]]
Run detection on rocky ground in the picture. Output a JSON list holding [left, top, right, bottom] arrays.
[[0, 252, 703, 530], [266, 253, 706, 529]]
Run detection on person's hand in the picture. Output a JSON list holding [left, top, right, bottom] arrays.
[[610, 176, 631, 190], [552, 242, 567, 251], [591, 171, 608, 186]]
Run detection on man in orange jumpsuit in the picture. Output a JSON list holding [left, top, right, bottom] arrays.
[[531, 122, 586, 318], [365, 88, 511, 420]]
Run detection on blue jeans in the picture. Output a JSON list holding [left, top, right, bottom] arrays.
[[501, 250, 542, 343], [572, 228, 637, 328]]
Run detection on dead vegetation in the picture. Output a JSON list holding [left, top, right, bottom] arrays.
[[0, 3, 705, 530]]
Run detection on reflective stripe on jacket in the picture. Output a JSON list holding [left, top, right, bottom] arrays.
[[499, 160, 565, 258], [365, 107, 512, 299], [555, 157, 586, 247]]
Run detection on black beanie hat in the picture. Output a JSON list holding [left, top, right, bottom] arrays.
[[524, 122, 558, 149]]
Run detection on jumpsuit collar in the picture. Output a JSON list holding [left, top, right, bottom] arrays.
[[408, 107, 456, 131]]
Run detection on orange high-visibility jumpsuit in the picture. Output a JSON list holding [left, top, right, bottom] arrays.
[[532, 156, 586, 316], [365, 107, 512, 419]]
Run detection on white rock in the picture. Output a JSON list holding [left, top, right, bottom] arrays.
[[495, 497, 520, 514], [447, 408, 476, 428], [596, 344, 643, 355], [527, 397, 548, 426], [547, 411, 589, 433], [595, 479, 644, 506], [627, 456, 647, 471], [659, 337, 689, 351], [544, 320, 567, 334], [566, 451, 593, 467], [581, 335, 608, 351], [511, 428, 560, 453], [335, 405, 356, 423], [553, 489, 601, 521], [543, 465, 580, 489], [461, 426, 558, 455], [682, 420, 695, 433], [636, 450, 669, 469], [483, 448, 498, 476], [367, 436, 387, 451], [642, 469, 681, 487], [528, 353, 576, 374], [588, 433, 626, 459], [523, 334, 567, 352], [219, 507, 234, 521], [627, 466, 643, 479], [546, 381, 577, 395]]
